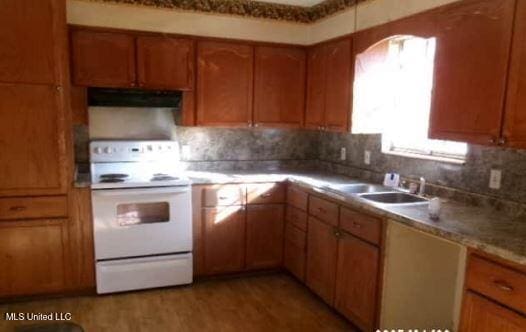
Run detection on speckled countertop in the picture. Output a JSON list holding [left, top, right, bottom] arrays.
[[76, 169, 526, 265], [186, 170, 526, 266]]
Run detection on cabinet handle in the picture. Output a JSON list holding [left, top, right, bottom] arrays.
[[498, 137, 507, 145], [9, 206, 27, 212], [218, 196, 229, 200], [317, 207, 326, 213], [352, 222, 362, 229], [260, 193, 272, 198], [489, 137, 496, 144], [333, 228, 341, 238], [493, 280, 513, 292]]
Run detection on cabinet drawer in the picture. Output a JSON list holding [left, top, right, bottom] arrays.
[[0, 196, 68, 221], [340, 207, 382, 245], [466, 255, 526, 314], [287, 185, 308, 211], [309, 196, 338, 226], [286, 206, 307, 231], [203, 185, 245, 207], [285, 222, 306, 249], [246, 183, 285, 204]]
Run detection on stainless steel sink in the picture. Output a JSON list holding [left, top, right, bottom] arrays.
[[328, 183, 392, 194], [358, 192, 428, 204]]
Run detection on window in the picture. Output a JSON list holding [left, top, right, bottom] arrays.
[[352, 36, 467, 162]]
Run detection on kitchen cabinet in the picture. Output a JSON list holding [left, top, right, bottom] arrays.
[[203, 206, 246, 275], [253, 46, 306, 128], [0, 0, 65, 85], [0, 84, 69, 196], [71, 29, 136, 88], [334, 232, 380, 331], [460, 292, 526, 332], [305, 38, 352, 132], [428, 0, 515, 145], [197, 41, 254, 127], [0, 219, 69, 297], [305, 216, 338, 305], [283, 222, 306, 281], [503, 0, 526, 149], [246, 204, 284, 269], [137, 36, 194, 90]]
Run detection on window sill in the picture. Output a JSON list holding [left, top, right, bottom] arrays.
[[382, 150, 466, 165]]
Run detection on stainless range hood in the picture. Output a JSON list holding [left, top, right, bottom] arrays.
[[88, 88, 182, 108]]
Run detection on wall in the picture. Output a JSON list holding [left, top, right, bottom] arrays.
[[317, 132, 526, 204], [67, 0, 462, 45]]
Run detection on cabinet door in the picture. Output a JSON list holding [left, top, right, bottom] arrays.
[[324, 38, 352, 132], [429, 0, 515, 145], [254, 46, 306, 128], [0, 84, 67, 196], [246, 204, 284, 269], [137, 36, 194, 90], [334, 233, 379, 331], [460, 292, 526, 332], [283, 222, 306, 281], [0, 219, 68, 297], [203, 206, 246, 274], [305, 216, 338, 305], [503, 0, 526, 149], [0, 0, 64, 84], [305, 45, 326, 129], [197, 41, 253, 126], [71, 29, 136, 88]]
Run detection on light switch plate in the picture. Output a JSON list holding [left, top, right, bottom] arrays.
[[340, 147, 346, 161], [489, 169, 502, 190], [364, 150, 371, 165]]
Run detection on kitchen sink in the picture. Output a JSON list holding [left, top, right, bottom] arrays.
[[329, 183, 393, 194], [358, 192, 428, 204]]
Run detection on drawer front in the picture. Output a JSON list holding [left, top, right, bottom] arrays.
[[0, 196, 68, 220], [286, 205, 307, 231], [287, 186, 308, 211], [246, 183, 285, 204], [309, 196, 338, 226], [339, 207, 382, 245], [285, 222, 306, 249], [203, 185, 245, 207], [466, 255, 526, 314]]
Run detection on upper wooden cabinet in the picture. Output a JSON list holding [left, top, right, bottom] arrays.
[[305, 38, 352, 132], [136, 36, 194, 90], [71, 29, 136, 88], [254, 46, 306, 128], [0, 0, 65, 85], [503, 0, 526, 149], [197, 41, 254, 127], [0, 84, 68, 196], [428, 0, 515, 145]]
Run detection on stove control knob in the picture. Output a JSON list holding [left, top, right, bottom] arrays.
[[104, 147, 112, 154], [147, 145, 153, 152], [93, 147, 102, 154]]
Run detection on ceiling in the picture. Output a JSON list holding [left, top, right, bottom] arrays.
[[254, 0, 326, 7]]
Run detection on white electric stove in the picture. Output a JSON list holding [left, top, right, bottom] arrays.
[[90, 140, 192, 294]]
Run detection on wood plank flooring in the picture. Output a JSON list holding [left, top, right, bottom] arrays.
[[0, 273, 355, 332]]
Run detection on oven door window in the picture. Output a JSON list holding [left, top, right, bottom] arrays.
[[116, 202, 170, 226]]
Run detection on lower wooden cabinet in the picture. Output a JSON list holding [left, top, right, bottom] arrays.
[[203, 206, 246, 275], [305, 216, 338, 305], [335, 233, 380, 331], [460, 291, 526, 332], [0, 218, 69, 297], [246, 204, 284, 269], [283, 222, 307, 281]]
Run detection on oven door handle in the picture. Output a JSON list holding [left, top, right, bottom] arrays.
[[92, 186, 190, 197]]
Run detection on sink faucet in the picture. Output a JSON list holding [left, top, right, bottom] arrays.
[[419, 177, 426, 196]]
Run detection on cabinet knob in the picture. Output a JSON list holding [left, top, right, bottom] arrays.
[[498, 137, 507, 145], [9, 206, 27, 212], [493, 280, 513, 292], [489, 137, 497, 144]]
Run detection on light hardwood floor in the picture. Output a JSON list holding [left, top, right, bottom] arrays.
[[0, 273, 355, 332]]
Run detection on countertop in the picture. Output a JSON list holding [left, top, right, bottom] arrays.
[[186, 170, 526, 266], [76, 169, 526, 265]]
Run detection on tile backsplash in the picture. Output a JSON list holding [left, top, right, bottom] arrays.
[[75, 123, 526, 204]]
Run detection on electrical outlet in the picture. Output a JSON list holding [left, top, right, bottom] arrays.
[[489, 169, 502, 190], [181, 145, 191, 160], [364, 150, 371, 165], [340, 147, 346, 161]]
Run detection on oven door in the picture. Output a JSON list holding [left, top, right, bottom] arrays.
[[91, 186, 192, 260]]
